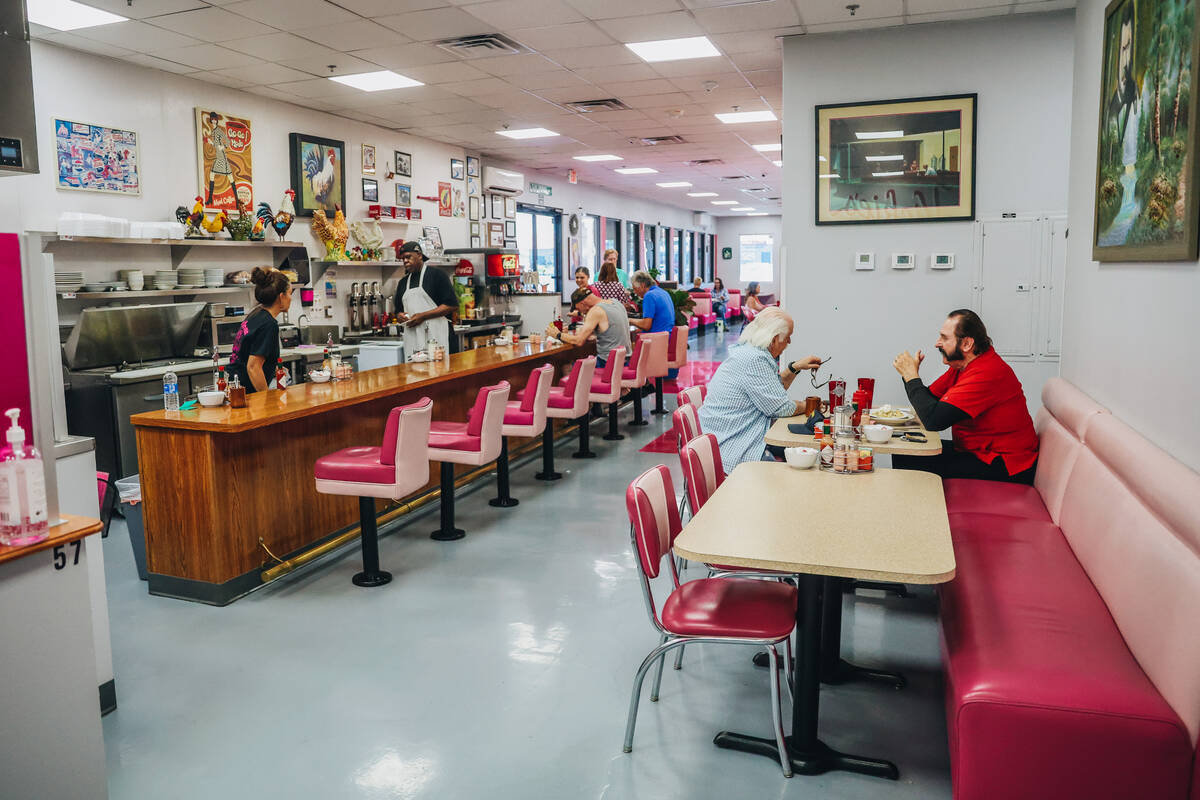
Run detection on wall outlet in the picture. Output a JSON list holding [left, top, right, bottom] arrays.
[[854, 252, 875, 270], [891, 253, 915, 270]]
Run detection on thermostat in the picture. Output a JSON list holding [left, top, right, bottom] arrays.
[[930, 253, 955, 270], [891, 253, 915, 270], [854, 252, 875, 271]]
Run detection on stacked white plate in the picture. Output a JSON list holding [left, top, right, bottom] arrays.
[[177, 268, 204, 288], [204, 268, 224, 288], [154, 270, 178, 289], [54, 271, 84, 293]]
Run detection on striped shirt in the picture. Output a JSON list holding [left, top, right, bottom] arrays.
[[698, 344, 795, 472]]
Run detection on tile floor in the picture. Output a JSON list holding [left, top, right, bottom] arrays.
[[100, 331, 951, 799]]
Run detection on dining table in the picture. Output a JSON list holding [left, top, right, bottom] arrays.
[[672, 461, 955, 778], [764, 407, 943, 455]]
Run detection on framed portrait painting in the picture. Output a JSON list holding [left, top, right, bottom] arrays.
[[288, 132, 344, 217], [1093, 0, 1200, 261], [361, 144, 375, 175], [815, 93, 977, 225], [394, 150, 411, 178]]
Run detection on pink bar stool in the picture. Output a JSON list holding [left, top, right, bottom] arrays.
[[621, 337, 650, 427], [535, 356, 596, 480], [491, 364, 554, 508], [666, 324, 688, 376], [640, 331, 671, 416], [313, 398, 433, 586], [590, 346, 627, 443], [427, 381, 510, 540]]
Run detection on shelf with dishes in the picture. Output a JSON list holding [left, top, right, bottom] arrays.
[[57, 287, 252, 300], [40, 234, 308, 269]]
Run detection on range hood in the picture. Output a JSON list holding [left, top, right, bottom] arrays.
[[0, 0, 39, 177]]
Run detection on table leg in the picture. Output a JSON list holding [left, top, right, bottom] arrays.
[[713, 574, 899, 779], [820, 577, 907, 689]]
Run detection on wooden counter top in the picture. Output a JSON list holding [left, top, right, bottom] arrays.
[[130, 341, 584, 434], [0, 515, 103, 567]]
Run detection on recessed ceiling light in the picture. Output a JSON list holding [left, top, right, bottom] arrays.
[[871, 171, 905, 178], [855, 130, 904, 140], [573, 154, 623, 162], [656, 181, 692, 188], [772, 160, 783, 167], [819, 173, 840, 179], [731, 207, 754, 211], [496, 127, 559, 139], [615, 167, 658, 175], [711, 200, 739, 205], [716, 110, 777, 124], [864, 154, 905, 162], [752, 143, 782, 152], [28, 0, 126, 30], [687, 192, 718, 197], [330, 70, 423, 92], [625, 36, 720, 63], [746, 212, 768, 216]]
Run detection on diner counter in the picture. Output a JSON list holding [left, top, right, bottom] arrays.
[[130, 341, 589, 605]]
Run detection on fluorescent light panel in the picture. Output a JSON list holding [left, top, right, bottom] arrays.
[[330, 70, 423, 91], [496, 127, 559, 139], [716, 110, 777, 124], [687, 192, 718, 197], [731, 207, 754, 211], [864, 154, 904, 162], [28, 0, 126, 30], [573, 154, 622, 162], [656, 181, 692, 188], [615, 167, 657, 174], [626, 36, 720, 63], [711, 200, 739, 205], [752, 143, 782, 152], [855, 130, 904, 140]]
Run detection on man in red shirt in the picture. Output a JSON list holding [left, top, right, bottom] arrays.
[[890, 309, 1039, 484]]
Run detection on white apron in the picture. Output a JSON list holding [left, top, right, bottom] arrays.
[[401, 262, 449, 358]]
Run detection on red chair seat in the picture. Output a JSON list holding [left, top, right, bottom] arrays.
[[944, 479, 1051, 522], [591, 379, 612, 394], [313, 446, 392, 484], [503, 401, 535, 427], [660, 578, 797, 639], [428, 421, 482, 452], [546, 388, 576, 409]]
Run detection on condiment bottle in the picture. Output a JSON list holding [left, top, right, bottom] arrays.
[[217, 366, 227, 394], [229, 374, 247, 408], [274, 358, 289, 389]]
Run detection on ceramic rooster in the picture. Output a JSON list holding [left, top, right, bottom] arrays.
[[272, 189, 295, 241], [311, 204, 348, 261], [201, 209, 229, 236], [179, 196, 206, 238], [303, 148, 337, 208]]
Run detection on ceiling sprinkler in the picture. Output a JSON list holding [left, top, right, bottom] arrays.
[[702, 80, 718, 93], [846, 3, 859, 15]]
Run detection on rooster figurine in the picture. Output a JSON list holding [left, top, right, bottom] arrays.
[[201, 209, 229, 236], [311, 203, 348, 261], [178, 196, 206, 238], [303, 148, 337, 208]]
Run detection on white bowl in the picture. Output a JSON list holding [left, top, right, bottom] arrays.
[[863, 424, 892, 444], [308, 370, 331, 383], [784, 446, 819, 469], [198, 390, 226, 407]]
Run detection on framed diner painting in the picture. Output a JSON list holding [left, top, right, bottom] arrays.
[[1093, 0, 1200, 261], [504, 197, 516, 218], [815, 93, 977, 225], [362, 177, 377, 202], [396, 183, 411, 207], [505, 220, 516, 238], [469, 195, 480, 220], [288, 132, 344, 217]]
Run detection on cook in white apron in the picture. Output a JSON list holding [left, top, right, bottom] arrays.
[[401, 261, 449, 359]]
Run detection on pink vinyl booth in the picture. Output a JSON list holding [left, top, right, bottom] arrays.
[[691, 296, 717, 334], [490, 364, 554, 509]]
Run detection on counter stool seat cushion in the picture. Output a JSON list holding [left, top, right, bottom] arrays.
[[503, 402, 535, 428], [547, 388, 577, 409], [660, 578, 797, 639], [428, 421, 482, 453], [314, 446, 393, 485]]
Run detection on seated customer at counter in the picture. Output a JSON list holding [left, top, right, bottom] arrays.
[[547, 288, 630, 367], [699, 309, 822, 472], [394, 241, 458, 354], [228, 267, 290, 393], [629, 270, 679, 378], [891, 309, 1039, 484]]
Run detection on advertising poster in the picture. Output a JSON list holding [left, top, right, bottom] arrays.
[[438, 181, 452, 217], [196, 108, 253, 212], [54, 118, 141, 195]]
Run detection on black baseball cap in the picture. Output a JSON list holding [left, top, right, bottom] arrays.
[[397, 241, 428, 261]]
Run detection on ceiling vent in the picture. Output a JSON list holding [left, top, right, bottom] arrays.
[[720, 174, 751, 181], [434, 33, 531, 59], [741, 186, 772, 194], [565, 98, 630, 113], [766, 196, 781, 201], [639, 135, 687, 146], [685, 158, 724, 166]]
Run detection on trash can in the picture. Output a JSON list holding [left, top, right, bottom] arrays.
[[115, 475, 147, 581]]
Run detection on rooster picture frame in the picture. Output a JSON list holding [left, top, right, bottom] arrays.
[[288, 132, 345, 217]]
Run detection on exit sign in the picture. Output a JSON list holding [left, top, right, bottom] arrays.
[[529, 182, 552, 196]]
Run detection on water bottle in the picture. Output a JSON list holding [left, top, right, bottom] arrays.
[[163, 371, 180, 410]]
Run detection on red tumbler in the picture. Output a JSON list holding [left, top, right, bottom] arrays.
[[828, 379, 846, 412], [857, 378, 875, 414]]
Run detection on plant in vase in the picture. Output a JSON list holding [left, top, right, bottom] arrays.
[[667, 289, 696, 326]]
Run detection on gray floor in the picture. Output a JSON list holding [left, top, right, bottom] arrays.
[[101, 331, 951, 799]]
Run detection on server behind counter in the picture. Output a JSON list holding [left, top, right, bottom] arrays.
[[393, 241, 459, 355], [228, 267, 291, 393]]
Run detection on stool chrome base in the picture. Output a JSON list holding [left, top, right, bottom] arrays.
[[352, 570, 392, 587]]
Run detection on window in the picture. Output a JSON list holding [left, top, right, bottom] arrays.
[[517, 206, 562, 293], [669, 229, 681, 281], [739, 233, 774, 283], [581, 214, 600, 279], [656, 227, 667, 275], [703, 234, 714, 281], [681, 231, 693, 284], [625, 222, 640, 273], [605, 218, 620, 254]]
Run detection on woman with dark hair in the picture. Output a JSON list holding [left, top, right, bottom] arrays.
[[228, 267, 291, 393], [570, 267, 592, 316], [711, 276, 728, 318], [591, 261, 632, 305], [744, 281, 766, 316]]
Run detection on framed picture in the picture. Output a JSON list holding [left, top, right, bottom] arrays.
[[487, 221, 504, 248], [450, 158, 465, 180], [423, 226, 443, 256], [490, 194, 504, 219], [394, 150, 411, 178], [362, 177, 378, 202], [470, 221, 481, 237], [469, 195, 480, 220], [504, 239, 517, 249], [504, 197, 516, 218], [470, 235, 482, 248], [395, 183, 411, 207], [197, 108, 252, 212], [467, 155, 480, 177], [53, 118, 142, 195], [438, 181, 452, 217], [467, 176, 479, 195], [361, 144, 375, 175], [1094, 0, 1200, 261], [815, 93, 976, 225], [288, 132, 344, 217], [505, 220, 516, 238]]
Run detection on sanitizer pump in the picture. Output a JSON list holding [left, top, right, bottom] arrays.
[[0, 409, 49, 546]]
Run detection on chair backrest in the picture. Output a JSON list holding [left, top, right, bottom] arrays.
[[693, 297, 712, 316], [559, 356, 597, 415], [669, 324, 688, 367], [471, 381, 511, 459], [521, 364, 555, 431], [672, 404, 701, 450], [727, 292, 741, 310], [626, 464, 683, 581], [381, 397, 433, 473], [626, 336, 648, 383], [598, 346, 625, 385], [681, 433, 725, 514], [676, 385, 707, 409], [1033, 377, 1108, 523], [640, 332, 670, 379]]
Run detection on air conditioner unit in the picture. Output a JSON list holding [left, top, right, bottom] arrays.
[[483, 166, 524, 197]]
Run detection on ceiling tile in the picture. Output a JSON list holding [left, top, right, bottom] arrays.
[[408, 96, 494, 114], [274, 76, 371, 98], [398, 61, 492, 83], [799, 0, 903, 25], [276, 51, 381, 75], [213, 61, 313, 83], [693, 0, 800, 34], [708, 30, 780, 54], [805, 15, 904, 33], [440, 76, 515, 95], [907, 0, 1006, 11], [351, 43, 458, 68], [74, 20, 201, 51], [223, 0, 357, 29], [243, 84, 308, 101], [374, 7, 494, 40], [507, 70, 593, 90], [595, 11, 705, 42], [191, 70, 259, 88], [668, 72, 749, 93], [466, 0, 586, 27], [907, 7, 1013, 24], [118, 52, 199, 73], [73, 0, 207, 19], [151, 7, 280, 41], [622, 91, 693, 108], [649, 57, 736, 78], [291, 21, 411, 51], [728, 49, 780, 71], [741, 69, 782, 88], [508, 22, 615, 50], [469, 53, 564, 76], [158, 43, 264, 70], [528, 84, 605, 102], [1013, 0, 1075, 13], [572, 63, 661, 84], [335, 0, 449, 14], [594, 78, 679, 97], [540, 44, 641, 68], [219, 33, 317, 60]]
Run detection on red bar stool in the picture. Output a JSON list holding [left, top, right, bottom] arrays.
[[676, 385, 707, 409], [535, 356, 596, 479], [490, 364, 554, 508], [620, 337, 650, 427], [666, 323, 688, 379], [313, 398, 433, 587], [427, 381, 510, 540], [640, 331, 671, 416], [590, 346, 627, 442]]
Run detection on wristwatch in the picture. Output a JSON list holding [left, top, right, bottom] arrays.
[[788, 361, 802, 375]]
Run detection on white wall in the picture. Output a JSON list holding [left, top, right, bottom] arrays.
[[781, 12, 1075, 408], [1063, 0, 1200, 470], [715, 214, 783, 297]]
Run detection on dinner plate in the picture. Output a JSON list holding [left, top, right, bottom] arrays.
[[869, 408, 915, 425]]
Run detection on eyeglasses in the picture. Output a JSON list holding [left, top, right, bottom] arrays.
[[809, 356, 833, 389]]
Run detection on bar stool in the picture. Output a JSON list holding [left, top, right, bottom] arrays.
[[641, 331, 671, 416], [591, 346, 627, 442], [491, 364, 554, 508], [672, 402, 703, 520], [676, 385, 707, 409], [313, 397, 433, 587], [427, 381, 510, 540], [536, 356, 596, 480], [666, 324, 688, 379], [621, 337, 651, 427]]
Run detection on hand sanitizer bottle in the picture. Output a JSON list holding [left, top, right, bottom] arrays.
[[0, 409, 49, 546]]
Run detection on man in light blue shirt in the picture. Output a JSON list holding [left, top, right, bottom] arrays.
[[699, 309, 822, 472]]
